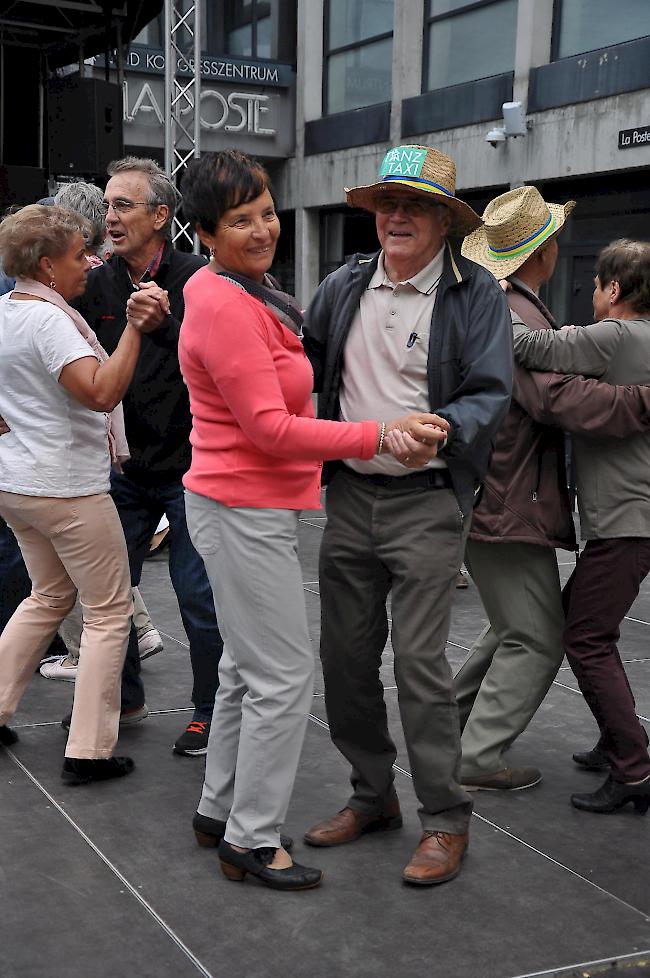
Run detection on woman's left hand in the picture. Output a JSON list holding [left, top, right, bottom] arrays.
[[385, 426, 446, 467]]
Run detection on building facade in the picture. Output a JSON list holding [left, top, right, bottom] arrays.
[[6, 0, 648, 317], [282, 0, 650, 322]]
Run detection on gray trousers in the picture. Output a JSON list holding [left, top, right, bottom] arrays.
[[319, 469, 473, 835], [185, 490, 314, 849], [454, 539, 565, 777]]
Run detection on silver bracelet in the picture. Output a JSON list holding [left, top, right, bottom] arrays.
[[376, 421, 386, 455]]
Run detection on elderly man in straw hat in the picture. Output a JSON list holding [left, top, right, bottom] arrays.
[[301, 145, 513, 885], [455, 188, 650, 793]]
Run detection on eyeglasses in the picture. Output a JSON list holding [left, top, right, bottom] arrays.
[[374, 196, 441, 217], [101, 199, 155, 215]]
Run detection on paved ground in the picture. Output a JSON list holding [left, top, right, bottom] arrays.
[[2, 509, 650, 978]]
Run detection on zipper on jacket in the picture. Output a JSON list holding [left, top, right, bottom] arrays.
[[531, 452, 543, 502]]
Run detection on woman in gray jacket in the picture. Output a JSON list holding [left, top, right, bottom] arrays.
[[512, 239, 650, 815]]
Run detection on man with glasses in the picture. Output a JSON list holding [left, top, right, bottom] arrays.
[[302, 145, 512, 885], [75, 156, 223, 756]]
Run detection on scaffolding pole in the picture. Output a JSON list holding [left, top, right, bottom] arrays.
[[164, 0, 202, 250]]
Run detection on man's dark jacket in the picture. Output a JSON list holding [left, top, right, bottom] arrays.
[[76, 241, 206, 486], [302, 241, 513, 517]]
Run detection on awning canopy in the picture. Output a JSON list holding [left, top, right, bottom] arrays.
[[0, 0, 163, 67]]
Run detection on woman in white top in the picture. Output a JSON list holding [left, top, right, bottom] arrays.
[[0, 204, 151, 783]]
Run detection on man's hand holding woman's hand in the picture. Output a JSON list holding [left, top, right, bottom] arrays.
[[381, 413, 450, 468], [126, 281, 170, 333]]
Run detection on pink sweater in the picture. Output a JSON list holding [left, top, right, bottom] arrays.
[[179, 267, 378, 509]]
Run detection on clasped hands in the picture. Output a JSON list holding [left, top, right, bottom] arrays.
[[126, 281, 170, 334], [381, 413, 450, 468]]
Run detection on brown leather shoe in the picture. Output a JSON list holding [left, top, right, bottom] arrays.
[[402, 830, 468, 885], [461, 766, 541, 791], [303, 799, 402, 847]]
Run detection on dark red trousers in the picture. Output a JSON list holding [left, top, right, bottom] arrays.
[[563, 538, 650, 783]]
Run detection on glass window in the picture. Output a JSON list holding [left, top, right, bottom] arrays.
[[429, 0, 475, 14], [328, 0, 394, 50], [256, 16, 272, 59], [132, 18, 163, 46], [555, 0, 650, 60], [227, 23, 253, 57], [425, 0, 517, 91], [326, 38, 392, 115], [221, 0, 283, 59], [132, 0, 295, 63], [133, 0, 204, 54], [324, 0, 393, 114]]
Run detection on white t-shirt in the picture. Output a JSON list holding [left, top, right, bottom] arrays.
[[0, 295, 111, 496]]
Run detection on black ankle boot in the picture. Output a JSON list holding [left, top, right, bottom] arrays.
[[192, 812, 293, 852], [62, 756, 135, 785], [572, 745, 610, 771], [571, 775, 650, 814], [0, 725, 18, 746], [218, 840, 322, 891]]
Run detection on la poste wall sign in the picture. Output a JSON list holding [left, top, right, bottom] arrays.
[[618, 125, 650, 149]]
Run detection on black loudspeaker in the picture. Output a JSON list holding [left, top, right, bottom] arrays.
[[0, 166, 47, 210], [48, 77, 124, 177]]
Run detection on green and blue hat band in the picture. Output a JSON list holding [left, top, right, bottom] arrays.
[[487, 212, 557, 260], [381, 174, 454, 197]]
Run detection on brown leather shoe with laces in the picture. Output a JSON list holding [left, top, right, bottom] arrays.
[[303, 798, 402, 847], [402, 830, 468, 885]]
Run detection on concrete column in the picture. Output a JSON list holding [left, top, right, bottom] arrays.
[[390, 0, 425, 144], [294, 0, 324, 305], [513, 0, 554, 105], [296, 207, 321, 306], [300, 0, 324, 123]]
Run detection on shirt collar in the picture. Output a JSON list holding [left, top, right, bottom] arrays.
[[369, 246, 445, 295], [508, 275, 538, 300], [112, 238, 171, 284]]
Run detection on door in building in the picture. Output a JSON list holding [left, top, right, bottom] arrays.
[[569, 254, 598, 326]]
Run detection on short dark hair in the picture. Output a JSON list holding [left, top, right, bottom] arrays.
[[596, 239, 650, 316], [0, 204, 89, 278], [107, 156, 176, 236], [180, 150, 271, 234]]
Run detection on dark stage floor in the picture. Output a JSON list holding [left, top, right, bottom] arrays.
[[1, 512, 649, 978]]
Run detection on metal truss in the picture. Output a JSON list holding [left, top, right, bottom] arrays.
[[163, 0, 202, 249]]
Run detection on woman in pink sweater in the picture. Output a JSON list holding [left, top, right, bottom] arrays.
[[179, 150, 448, 892]]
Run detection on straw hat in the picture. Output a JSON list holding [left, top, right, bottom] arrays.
[[462, 186, 576, 278], [345, 144, 482, 236]]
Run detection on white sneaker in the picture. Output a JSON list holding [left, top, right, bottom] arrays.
[[39, 655, 78, 682], [137, 627, 164, 660]]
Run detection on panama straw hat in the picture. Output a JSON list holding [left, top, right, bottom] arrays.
[[462, 186, 576, 278], [345, 144, 482, 237]]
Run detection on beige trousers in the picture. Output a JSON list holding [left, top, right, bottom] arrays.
[[0, 491, 132, 758]]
